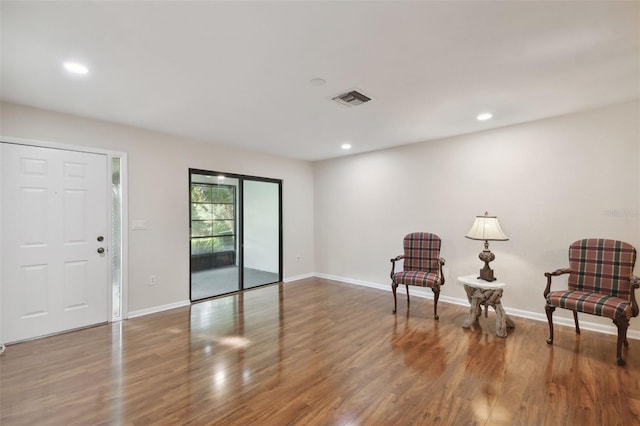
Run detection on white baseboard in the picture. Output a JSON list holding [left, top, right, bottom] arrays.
[[127, 300, 191, 319], [313, 273, 640, 341], [283, 272, 315, 283]]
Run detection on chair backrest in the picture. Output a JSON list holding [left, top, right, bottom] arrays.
[[568, 238, 637, 299], [403, 232, 442, 272]]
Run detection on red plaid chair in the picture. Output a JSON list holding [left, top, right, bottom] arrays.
[[390, 232, 446, 319], [544, 239, 640, 365]]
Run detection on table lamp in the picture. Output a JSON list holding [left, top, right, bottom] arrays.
[[465, 212, 508, 282]]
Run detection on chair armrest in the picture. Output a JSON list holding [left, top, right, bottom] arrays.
[[439, 257, 446, 286], [545, 268, 571, 277], [389, 255, 405, 279], [631, 276, 640, 317], [543, 268, 571, 298]]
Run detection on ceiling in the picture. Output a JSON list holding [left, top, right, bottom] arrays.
[[1, 1, 639, 161]]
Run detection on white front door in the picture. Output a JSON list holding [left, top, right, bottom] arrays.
[[1, 143, 109, 343]]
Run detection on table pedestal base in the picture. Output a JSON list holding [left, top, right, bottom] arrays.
[[462, 285, 515, 337]]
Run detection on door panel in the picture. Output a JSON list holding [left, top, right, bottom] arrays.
[[22, 265, 48, 317], [190, 174, 240, 299], [243, 180, 280, 289], [1, 143, 109, 343]]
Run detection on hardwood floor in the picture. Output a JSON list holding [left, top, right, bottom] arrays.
[[1, 277, 639, 425]]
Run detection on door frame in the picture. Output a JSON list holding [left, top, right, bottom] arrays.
[[0, 136, 129, 346]]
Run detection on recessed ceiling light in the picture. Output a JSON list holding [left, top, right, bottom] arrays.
[[310, 78, 326, 86], [217, 175, 225, 180], [341, 143, 352, 150], [477, 113, 493, 121], [63, 61, 89, 75]]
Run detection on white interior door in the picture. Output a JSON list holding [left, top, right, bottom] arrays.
[[1, 143, 109, 343]]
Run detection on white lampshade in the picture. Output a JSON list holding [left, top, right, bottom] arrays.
[[465, 213, 508, 241]]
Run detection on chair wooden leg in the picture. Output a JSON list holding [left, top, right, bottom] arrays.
[[545, 304, 555, 345], [405, 284, 410, 306], [613, 315, 629, 366], [392, 281, 398, 314], [431, 287, 440, 320], [573, 310, 581, 335]]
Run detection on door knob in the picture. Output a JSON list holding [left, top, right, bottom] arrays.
[[97, 247, 105, 254], [97, 236, 104, 242]]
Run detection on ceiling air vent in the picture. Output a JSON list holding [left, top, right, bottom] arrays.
[[331, 90, 372, 107]]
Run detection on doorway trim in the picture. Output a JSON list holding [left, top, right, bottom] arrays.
[[0, 135, 129, 346]]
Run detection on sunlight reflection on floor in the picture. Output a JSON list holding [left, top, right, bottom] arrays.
[[218, 335, 251, 349]]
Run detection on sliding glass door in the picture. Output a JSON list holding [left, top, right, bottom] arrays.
[[189, 169, 282, 301]]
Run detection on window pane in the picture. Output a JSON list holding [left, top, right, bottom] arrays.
[[191, 184, 212, 203], [213, 236, 235, 252], [212, 204, 234, 220], [212, 186, 234, 203], [111, 157, 122, 319], [213, 220, 234, 236], [191, 220, 212, 237], [191, 237, 213, 255], [191, 203, 212, 220]]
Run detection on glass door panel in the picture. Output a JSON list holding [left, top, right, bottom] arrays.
[[243, 180, 281, 289], [190, 173, 239, 300]]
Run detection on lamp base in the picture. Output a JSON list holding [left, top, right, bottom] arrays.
[[478, 266, 496, 282], [477, 243, 497, 282]]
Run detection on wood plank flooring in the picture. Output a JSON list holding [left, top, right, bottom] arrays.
[[1, 277, 639, 425]]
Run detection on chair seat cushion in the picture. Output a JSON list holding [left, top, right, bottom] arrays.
[[393, 271, 440, 288], [547, 290, 632, 319]]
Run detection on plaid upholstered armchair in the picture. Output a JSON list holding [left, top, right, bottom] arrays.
[[390, 232, 446, 319], [544, 239, 640, 366]]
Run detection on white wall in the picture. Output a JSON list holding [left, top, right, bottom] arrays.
[[0, 101, 315, 314], [314, 100, 640, 333]]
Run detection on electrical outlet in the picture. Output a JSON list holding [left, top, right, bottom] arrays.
[[149, 275, 156, 286]]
